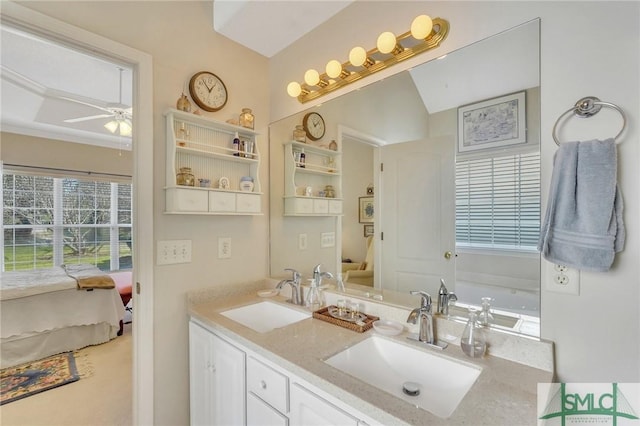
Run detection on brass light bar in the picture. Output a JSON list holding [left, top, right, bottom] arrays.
[[288, 17, 449, 104]]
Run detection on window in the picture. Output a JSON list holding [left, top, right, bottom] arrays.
[[2, 173, 132, 271], [455, 151, 540, 251]]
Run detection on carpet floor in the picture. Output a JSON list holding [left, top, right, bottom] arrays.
[[0, 323, 132, 426]]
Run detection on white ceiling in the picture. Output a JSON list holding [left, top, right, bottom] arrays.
[[1, 24, 134, 150], [213, 0, 354, 57]]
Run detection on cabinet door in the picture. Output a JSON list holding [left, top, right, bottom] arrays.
[[189, 321, 214, 426], [209, 191, 236, 212], [237, 193, 261, 213], [290, 383, 358, 426], [328, 200, 342, 214], [210, 333, 246, 426], [189, 321, 246, 426], [167, 188, 208, 212], [247, 392, 288, 426], [312, 199, 329, 214]]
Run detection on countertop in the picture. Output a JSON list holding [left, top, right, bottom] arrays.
[[188, 282, 553, 426]]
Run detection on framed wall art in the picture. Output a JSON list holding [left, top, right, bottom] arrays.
[[363, 224, 374, 237], [359, 196, 374, 223], [458, 91, 526, 153]]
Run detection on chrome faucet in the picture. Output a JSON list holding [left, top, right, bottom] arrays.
[[276, 268, 304, 305], [312, 264, 333, 287], [436, 279, 458, 316], [407, 290, 448, 350]]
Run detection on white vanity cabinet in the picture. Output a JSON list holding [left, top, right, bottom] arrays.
[[165, 109, 262, 215], [189, 318, 376, 426], [189, 321, 246, 426], [283, 141, 342, 216]]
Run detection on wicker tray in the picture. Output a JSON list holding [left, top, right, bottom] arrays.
[[313, 306, 379, 333]]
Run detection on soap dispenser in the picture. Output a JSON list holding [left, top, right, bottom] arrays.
[[479, 297, 494, 327], [305, 279, 324, 312], [461, 308, 486, 358]]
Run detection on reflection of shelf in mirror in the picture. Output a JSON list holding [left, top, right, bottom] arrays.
[[287, 140, 341, 155], [294, 165, 340, 176], [176, 145, 258, 163]]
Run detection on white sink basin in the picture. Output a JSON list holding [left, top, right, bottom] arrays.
[[220, 301, 311, 333], [325, 336, 481, 418]]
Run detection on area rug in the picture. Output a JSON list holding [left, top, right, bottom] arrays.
[[1, 352, 80, 405]]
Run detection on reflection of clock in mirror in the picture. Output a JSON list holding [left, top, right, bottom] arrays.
[[189, 71, 228, 112], [303, 112, 325, 141]]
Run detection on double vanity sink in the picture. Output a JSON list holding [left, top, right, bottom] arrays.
[[191, 284, 553, 425], [220, 300, 480, 419]]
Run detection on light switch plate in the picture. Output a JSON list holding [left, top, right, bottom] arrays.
[[157, 240, 192, 265], [218, 237, 231, 259], [298, 233, 308, 250], [321, 232, 335, 248]]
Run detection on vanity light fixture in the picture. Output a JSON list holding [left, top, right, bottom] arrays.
[[287, 14, 449, 104]]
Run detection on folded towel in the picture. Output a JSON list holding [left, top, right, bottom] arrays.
[[538, 139, 625, 272], [62, 264, 115, 289]]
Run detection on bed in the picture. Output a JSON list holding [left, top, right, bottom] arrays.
[[1, 264, 125, 368]]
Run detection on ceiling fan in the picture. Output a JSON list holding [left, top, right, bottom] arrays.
[[62, 67, 132, 136]]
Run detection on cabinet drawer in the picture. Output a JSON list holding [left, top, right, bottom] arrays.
[[285, 197, 313, 214], [313, 199, 329, 214], [247, 392, 288, 426], [328, 200, 342, 214], [237, 193, 261, 213], [209, 191, 236, 212], [166, 188, 208, 212], [247, 356, 289, 414]]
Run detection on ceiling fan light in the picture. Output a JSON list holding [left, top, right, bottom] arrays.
[[104, 120, 119, 133], [119, 120, 132, 136]]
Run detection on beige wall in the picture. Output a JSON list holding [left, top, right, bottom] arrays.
[[1, 132, 133, 177]]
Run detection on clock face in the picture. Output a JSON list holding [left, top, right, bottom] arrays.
[[189, 71, 228, 112], [303, 112, 325, 141]]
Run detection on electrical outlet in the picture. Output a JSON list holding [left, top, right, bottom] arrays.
[[157, 240, 192, 265], [298, 233, 308, 250], [218, 237, 231, 259], [546, 262, 580, 295]]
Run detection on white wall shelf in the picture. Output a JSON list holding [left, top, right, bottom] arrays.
[[283, 140, 342, 216], [165, 108, 262, 215]]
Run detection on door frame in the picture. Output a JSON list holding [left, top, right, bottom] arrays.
[[1, 3, 155, 424]]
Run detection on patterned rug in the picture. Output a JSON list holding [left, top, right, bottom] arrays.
[[1, 352, 80, 405]]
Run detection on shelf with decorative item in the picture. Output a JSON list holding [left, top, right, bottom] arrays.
[[283, 140, 342, 216], [165, 108, 262, 215]]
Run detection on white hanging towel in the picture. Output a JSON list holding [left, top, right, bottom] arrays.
[[538, 139, 625, 272]]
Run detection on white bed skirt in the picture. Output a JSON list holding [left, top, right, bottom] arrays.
[[1, 322, 119, 368]]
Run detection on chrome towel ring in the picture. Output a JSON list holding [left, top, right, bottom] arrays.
[[552, 96, 626, 146]]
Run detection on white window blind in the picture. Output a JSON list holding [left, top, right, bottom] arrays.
[[2, 173, 132, 271], [455, 151, 540, 250]]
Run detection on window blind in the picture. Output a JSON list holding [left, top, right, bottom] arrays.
[[455, 151, 540, 250]]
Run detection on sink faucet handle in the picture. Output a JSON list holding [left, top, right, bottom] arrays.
[[410, 290, 432, 310], [284, 268, 301, 283]]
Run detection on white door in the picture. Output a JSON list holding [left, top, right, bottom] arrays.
[[379, 135, 455, 297]]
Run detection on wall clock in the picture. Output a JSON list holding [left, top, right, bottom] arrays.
[[189, 71, 228, 112], [303, 112, 325, 141]]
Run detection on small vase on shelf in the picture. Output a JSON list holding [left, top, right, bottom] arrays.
[[239, 108, 254, 129]]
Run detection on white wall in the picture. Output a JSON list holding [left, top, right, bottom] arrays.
[[270, 1, 640, 383], [14, 2, 270, 424]]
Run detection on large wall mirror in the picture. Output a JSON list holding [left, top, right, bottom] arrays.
[[269, 19, 541, 337]]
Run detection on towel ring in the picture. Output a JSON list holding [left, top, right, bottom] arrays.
[[552, 96, 626, 146]]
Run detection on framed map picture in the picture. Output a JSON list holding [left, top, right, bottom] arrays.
[[458, 91, 526, 153], [359, 196, 374, 223]]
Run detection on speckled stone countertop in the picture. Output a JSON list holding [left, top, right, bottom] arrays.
[[188, 280, 554, 426]]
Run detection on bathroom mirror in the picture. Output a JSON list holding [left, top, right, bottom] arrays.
[[269, 20, 541, 336]]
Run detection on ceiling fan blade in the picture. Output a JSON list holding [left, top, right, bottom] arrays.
[[58, 96, 112, 113], [64, 113, 114, 123]]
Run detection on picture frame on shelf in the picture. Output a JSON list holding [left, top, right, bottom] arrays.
[[458, 91, 526, 153], [363, 224, 374, 237], [359, 196, 374, 223]]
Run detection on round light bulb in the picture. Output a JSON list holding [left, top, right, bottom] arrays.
[[325, 60, 343, 79], [411, 15, 433, 39], [287, 81, 302, 97], [377, 31, 397, 54], [349, 46, 367, 67], [304, 69, 320, 86]]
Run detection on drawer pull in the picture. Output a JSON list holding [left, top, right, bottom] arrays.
[[260, 380, 267, 390]]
